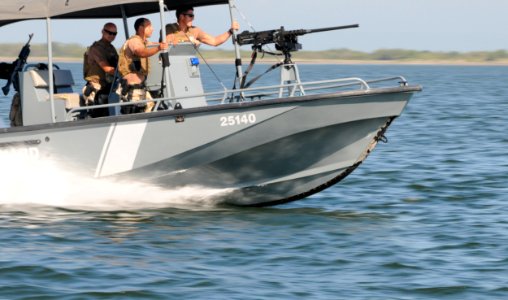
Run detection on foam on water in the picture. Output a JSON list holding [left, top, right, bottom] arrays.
[[0, 151, 233, 211]]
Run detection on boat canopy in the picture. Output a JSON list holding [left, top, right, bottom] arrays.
[[0, 0, 230, 27]]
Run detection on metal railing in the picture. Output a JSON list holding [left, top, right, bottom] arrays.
[[66, 75, 408, 121]]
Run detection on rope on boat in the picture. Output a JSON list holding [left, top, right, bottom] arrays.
[[189, 43, 228, 92]]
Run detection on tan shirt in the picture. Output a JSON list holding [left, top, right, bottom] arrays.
[[121, 36, 149, 84]]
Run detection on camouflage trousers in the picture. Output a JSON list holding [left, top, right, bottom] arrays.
[[81, 81, 102, 106], [118, 84, 154, 114]]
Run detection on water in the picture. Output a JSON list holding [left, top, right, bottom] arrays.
[[1, 63, 508, 299]]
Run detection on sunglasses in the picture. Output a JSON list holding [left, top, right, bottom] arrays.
[[183, 13, 195, 18], [104, 29, 118, 36]]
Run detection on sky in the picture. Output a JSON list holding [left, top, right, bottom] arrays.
[[0, 0, 507, 52]]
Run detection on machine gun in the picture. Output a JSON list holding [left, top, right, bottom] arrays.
[[234, 24, 359, 89], [2, 33, 34, 96], [236, 24, 358, 63]]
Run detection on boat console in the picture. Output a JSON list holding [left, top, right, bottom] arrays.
[[146, 43, 207, 109]]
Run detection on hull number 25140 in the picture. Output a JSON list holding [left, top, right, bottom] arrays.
[[220, 114, 257, 127]]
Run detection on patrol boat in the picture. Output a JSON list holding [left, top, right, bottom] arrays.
[[0, 0, 421, 206]]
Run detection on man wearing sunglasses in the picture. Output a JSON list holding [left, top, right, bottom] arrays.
[[165, 6, 239, 46], [82, 22, 119, 117]]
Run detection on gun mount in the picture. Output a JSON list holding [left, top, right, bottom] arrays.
[[236, 24, 359, 63]]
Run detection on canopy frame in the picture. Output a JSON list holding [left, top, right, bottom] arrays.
[[2, 0, 245, 122]]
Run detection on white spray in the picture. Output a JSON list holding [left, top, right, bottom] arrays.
[[0, 151, 233, 211]]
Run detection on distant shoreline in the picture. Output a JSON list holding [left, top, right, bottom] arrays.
[[2, 43, 508, 66], [4, 56, 507, 66], [199, 58, 508, 66]]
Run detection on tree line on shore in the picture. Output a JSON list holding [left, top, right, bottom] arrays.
[[1, 42, 508, 63]]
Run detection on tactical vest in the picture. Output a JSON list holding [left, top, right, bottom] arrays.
[[118, 35, 150, 78], [83, 40, 118, 85], [166, 23, 199, 44]]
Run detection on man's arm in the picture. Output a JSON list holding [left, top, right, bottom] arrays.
[[97, 60, 116, 75], [198, 31, 232, 47], [197, 21, 239, 47], [90, 47, 115, 75], [132, 41, 168, 58]]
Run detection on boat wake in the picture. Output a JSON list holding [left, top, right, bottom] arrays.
[[0, 152, 234, 211]]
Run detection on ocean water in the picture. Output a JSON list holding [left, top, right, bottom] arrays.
[[1, 62, 508, 299]]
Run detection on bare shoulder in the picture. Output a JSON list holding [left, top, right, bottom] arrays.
[[191, 26, 205, 37], [165, 23, 179, 34]]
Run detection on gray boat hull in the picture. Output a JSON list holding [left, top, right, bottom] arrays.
[[0, 86, 418, 206]]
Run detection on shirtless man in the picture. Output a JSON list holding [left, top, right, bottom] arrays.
[[165, 6, 239, 46]]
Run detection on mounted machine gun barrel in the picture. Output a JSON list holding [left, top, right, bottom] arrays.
[[236, 24, 358, 63]]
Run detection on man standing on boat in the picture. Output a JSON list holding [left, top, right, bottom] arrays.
[[82, 22, 119, 117], [118, 17, 168, 114], [165, 6, 239, 46]]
